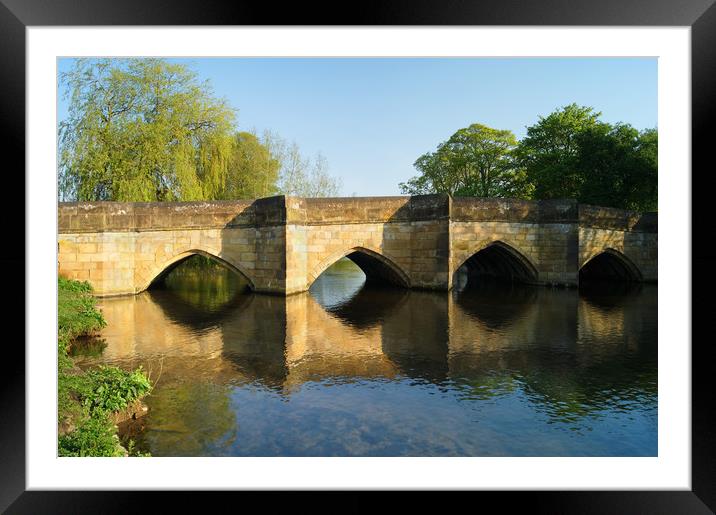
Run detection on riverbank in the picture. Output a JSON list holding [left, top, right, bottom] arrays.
[[58, 276, 152, 456]]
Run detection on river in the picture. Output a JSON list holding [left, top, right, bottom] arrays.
[[73, 257, 657, 456]]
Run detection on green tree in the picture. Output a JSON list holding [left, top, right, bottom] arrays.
[[59, 58, 236, 201], [222, 132, 281, 199], [400, 123, 530, 198], [576, 124, 657, 211], [631, 128, 658, 210], [399, 150, 457, 195], [515, 103, 602, 200], [516, 104, 657, 211]]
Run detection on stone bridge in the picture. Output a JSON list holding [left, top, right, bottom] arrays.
[[57, 195, 657, 296]]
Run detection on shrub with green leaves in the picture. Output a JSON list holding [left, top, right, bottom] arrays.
[[82, 366, 153, 413], [58, 412, 125, 457], [58, 276, 106, 350], [58, 276, 152, 457]]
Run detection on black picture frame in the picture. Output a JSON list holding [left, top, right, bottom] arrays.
[[2, 1, 713, 512]]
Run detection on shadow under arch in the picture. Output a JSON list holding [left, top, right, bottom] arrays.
[[145, 282, 254, 332], [453, 240, 539, 290], [143, 249, 255, 293], [454, 280, 539, 330], [308, 246, 411, 289], [579, 248, 643, 284], [322, 283, 411, 330], [578, 282, 645, 313]]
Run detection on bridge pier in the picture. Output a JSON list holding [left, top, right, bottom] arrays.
[[58, 195, 657, 296]]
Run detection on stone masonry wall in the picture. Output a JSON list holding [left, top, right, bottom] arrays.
[[58, 196, 658, 296], [578, 205, 658, 281], [450, 198, 580, 286], [283, 196, 450, 293], [58, 199, 288, 295]]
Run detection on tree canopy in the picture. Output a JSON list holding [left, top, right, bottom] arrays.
[[221, 132, 281, 199], [400, 123, 532, 199], [516, 104, 657, 211], [59, 60, 654, 210], [401, 104, 657, 211], [58, 58, 342, 202], [515, 104, 601, 201], [59, 58, 237, 202], [573, 124, 657, 211]]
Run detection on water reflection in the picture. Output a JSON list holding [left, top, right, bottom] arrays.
[[75, 258, 657, 456], [454, 279, 539, 330]]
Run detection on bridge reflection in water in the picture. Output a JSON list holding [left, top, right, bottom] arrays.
[[74, 258, 657, 457]]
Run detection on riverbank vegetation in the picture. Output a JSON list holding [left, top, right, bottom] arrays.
[[58, 277, 152, 456], [399, 104, 657, 212], [58, 58, 341, 203]]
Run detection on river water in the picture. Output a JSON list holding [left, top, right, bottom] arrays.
[[73, 258, 657, 456]]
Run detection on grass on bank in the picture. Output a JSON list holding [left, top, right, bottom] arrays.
[[58, 276, 152, 457]]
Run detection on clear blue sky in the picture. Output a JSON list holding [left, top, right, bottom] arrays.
[[57, 57, 657, 196]]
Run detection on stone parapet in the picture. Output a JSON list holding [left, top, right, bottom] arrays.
[[578, 204, 658, 232], [57, 195, 657, 295], [451, 198, 579, 223], [58, 199, 280, 233]]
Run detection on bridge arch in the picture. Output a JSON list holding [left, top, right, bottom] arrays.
[[453, 240, 539, 289], [579, 248, 642, 282], [139, 248, 256, 293], [307, 246, 411, 289]]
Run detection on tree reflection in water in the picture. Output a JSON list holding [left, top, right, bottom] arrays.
[[74, 257, 657, 456]]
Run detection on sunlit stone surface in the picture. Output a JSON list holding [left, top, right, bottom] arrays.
[[58, 195, 657, 296]]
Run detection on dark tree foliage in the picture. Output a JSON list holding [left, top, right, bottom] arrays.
[[576, 125, 657, 211], [403, 104, 657, 212], [515, 104, 601, 201], [516, 104, 657, 211]]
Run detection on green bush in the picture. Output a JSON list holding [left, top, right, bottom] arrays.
[[58, 276, 106, 350], [82, 366, 153, 413], [58, 411, 125, 457], [57, 276, 152, 457]]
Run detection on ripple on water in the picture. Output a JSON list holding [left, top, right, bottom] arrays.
[[78, 261, 657, 457]]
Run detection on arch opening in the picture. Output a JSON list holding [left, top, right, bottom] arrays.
[[310, 247, 410, 292], [309, 248, 410, 311], [345, 250, 410, 288], [454, 241, 538, 291], [579, 249, 642, 284], [147, 251, 253, 310]]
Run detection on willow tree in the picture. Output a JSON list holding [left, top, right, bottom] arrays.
[[222, 132, 281, 199], [59, 58, 236, 201]]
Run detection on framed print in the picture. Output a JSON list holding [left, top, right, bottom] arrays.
[[3, 0, 714, 512]]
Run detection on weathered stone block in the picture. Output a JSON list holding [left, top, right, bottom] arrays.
[[57, 196, 656, 295]]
